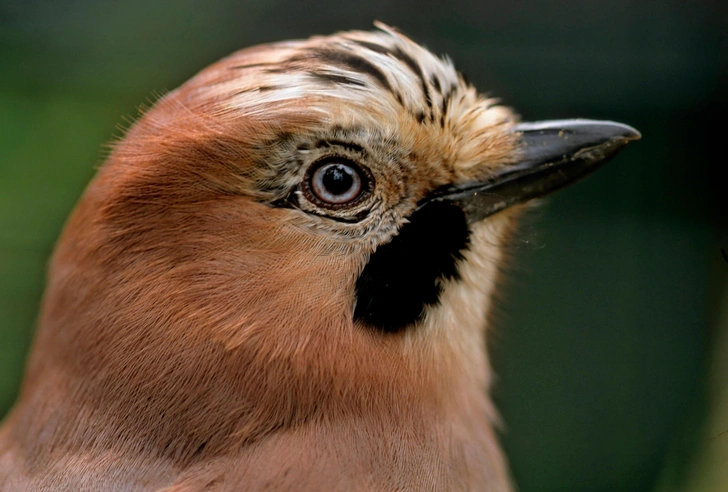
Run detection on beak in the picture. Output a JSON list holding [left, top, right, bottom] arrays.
[[423, 119, 641, 223]]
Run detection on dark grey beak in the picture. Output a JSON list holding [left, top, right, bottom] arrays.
[[424, 119, 641, 223]]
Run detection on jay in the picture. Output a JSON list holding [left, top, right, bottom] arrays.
[[0, 24, 639, 491]]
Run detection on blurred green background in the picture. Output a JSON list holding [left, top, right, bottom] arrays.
[[0, 1, 726, 490]]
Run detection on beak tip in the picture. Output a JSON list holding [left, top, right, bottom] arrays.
[[610, 121, 641, 141]]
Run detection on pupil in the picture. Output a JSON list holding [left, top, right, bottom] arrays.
[[322, 165, 353, 195]]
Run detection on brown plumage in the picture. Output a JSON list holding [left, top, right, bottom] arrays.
[[0, 24, 639, 491]]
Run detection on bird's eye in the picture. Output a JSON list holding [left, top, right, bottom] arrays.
[[303, 158, 371, 208]]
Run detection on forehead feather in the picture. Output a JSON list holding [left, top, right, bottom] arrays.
[[134, 26, 519, 189], [183, 28, 467, 123]]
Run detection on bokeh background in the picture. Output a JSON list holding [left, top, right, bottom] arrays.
[[1, 1, 726, 490]]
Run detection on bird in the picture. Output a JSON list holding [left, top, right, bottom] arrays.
[[0, 23, 639, 491]]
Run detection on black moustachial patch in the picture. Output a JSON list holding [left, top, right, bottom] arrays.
[[354, 201, 470, 333]]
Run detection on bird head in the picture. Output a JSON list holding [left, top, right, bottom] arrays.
[[2, 23, 639, 486]]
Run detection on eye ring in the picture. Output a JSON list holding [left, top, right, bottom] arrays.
[[302, 157, 373, 209]]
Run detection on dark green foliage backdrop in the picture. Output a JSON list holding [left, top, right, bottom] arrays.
[[1, 1, 726, 490]]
